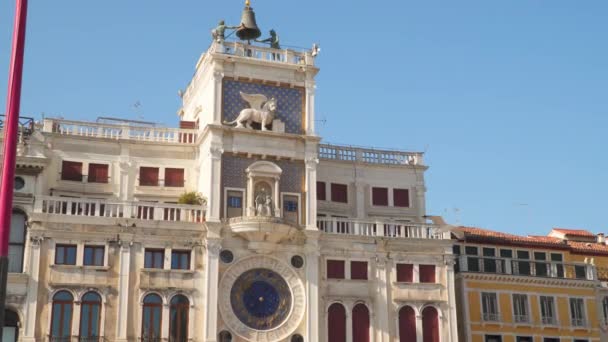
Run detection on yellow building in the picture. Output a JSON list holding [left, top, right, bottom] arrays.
[[453, 227, 608, 342]]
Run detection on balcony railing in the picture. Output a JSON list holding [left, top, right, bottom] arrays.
[[541, 316, 558, 325], [571, 318, 586, 327], [513, 314, 530, 323], [482, 313, 501, 322], [34, 196, 205, 223], [317, 217, 447, 240], [319, 143, 424, 166], [212, 41, 315, 66], [457, 255, 596, 280], [42, 118, 197, 144], [0, 114, 35, 143]]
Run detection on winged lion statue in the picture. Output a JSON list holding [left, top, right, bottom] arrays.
[[223, 92, 277, 131]]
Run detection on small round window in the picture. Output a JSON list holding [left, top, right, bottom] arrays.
[[220, 250, 234, 264], [291, 334, 304, 342], [14, 177, 25, 190], [291, 255, 304, 269]]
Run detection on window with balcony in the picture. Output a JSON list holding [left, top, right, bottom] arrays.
[[171, 250, 191, 270], [327, 260, 345, 279], [8, 210, 26, 273], [483, 248, 497, 273], [574, 265, 587, 279], [142, 294, 162, 341], [393, 188, 410, 207], [551, 253, 564, 277], [540, 296, 557, 325], [88, 163, 109, 183], [317, 181, 326, 200], [226, 190, 244, 219], [169, 295, 190, 342], [482, 293, 499, 322], [165, 168, 185, 187], [534, 252, 548, 277], [419, 265, 436, 283], [372, 187, 388, 206], [61, 161, 83, 182], [512, 294, 529, 323], [79, 291, 102, 340], [516, 250, 531, 276], [396, 264, 414, 283], [83, 245, 105, 266], [569, 298, 586, 327], [465, 246, 480, 272], [144, 249, 165, 269], [55, 244, 77, 265], [330, 183, 348, 203], [140, 167, 160, 186], [50, 291, 74, 340], [485, 336, 502, 342], [350, 261, 368, 280]]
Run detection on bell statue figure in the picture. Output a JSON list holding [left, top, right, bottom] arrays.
[[257, 29, 280, 50], [211, 20, 238, 44]]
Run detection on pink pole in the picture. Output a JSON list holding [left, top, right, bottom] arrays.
[[0, 0, 28, 330]]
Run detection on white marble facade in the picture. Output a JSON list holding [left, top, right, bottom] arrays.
[[0, 39, 457, 342]]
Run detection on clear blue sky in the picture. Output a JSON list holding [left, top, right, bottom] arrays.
[[1, 1, 607, 236]]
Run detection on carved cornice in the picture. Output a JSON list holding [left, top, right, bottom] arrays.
[[457, 272, 599, 288]]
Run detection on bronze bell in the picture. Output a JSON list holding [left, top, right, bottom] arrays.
[[236, 2, 262, 41]]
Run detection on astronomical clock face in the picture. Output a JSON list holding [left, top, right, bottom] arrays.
[[219, 256, 306, 342]]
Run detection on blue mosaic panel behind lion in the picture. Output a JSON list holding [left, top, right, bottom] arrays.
[[223, 79, 304, 134]]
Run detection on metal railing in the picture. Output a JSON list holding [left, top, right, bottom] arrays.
[[513, 314, 530, 323], [457, 255, 596, 280], [35, 196, 205, 223], [318, 143, 424, 166], [317, 217, 446, 240], [482, 313, 501, 322], [571, 318, 586, 327], [0, 114, 35, 143], [541, 316, 558, 325], [42, 118, 197, 144]]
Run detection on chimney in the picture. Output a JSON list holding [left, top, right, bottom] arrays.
[[597, 233, 605, 244]]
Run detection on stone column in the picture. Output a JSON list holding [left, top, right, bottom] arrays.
[[415, 185, 426, 217], [213, 71, 224, 124], [305, 232, 321, 341], [208, 147, 224, 222], [446, 258, 458, 342], [204, 240, 222, 342], [162, 302, 170, 340], [305, 157, 319, 229], [416, 314, 423, 342], [354, 180, 366, 219], [374, 258, 390, 342], [345, 301, 353, 342], [305, 84, 316, 135], [116, 243, 131, 341], [274, 176, 281, 218], [23, 236, 42, 341]]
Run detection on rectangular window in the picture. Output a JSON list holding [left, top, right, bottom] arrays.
[[466, 246, 480, 272], [55, 244, 77, 265], [327, 260, 345, 279], [483, 248, 497, 273], [165, 168, 185, 187], [226, 190, 244, 219], [171, 250, 191, 270], [543, 339, 559, 342], [516, 250, 531, 276], [317, 181, 326, 200], [330, 183, 348, 203], [393, 188, 410, 207], [551, 253, 564, 277], [540, 296, 557, 325], [144, 249, 165, 269], [228, 196, 242, 208], [482, 292, 499, 321], [350, 261, 368, 280], [453, 245, 461, 272], [83, 245, 105, 266], [87, 163, 109, 183], [485, 336, 502, 342], [284, 200, 298, 212], [61, 161, 83, 182], [516, 337, 533, 342], [569, 298, 586, 327], [372, 187, 388, 206], [140, 167, 160, 186], [574, 265, 587, 279], [512, 294, 529, 323], [396, 263, 414, 283], [419, 265, 436, 283], [534, 252, 548, 277]]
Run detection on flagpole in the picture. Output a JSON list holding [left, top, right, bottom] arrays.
[[0, 0, 28, 334]]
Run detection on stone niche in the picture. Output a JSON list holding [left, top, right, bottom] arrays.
[[245, 161, 282, 218]]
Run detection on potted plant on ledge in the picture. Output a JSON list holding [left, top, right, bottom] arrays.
[[178, 192, 207, 222]]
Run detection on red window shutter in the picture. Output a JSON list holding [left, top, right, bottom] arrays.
[[165, 168, 185, 187], [317, 181, 326, 200], [350, 261, 368, 280], [399, 306, 417, 342], [328, 303, 347, 342], [422, 307, 439, 342], [372, 187, 389, 206], [352, 304, 370, 342], [61, 161, 83, 181], [419, 265, 436, 283], [140, 167, 159, 186], [327, 260, 345, 279], [397, 264, 414, 282], [394, 189, 410, 207], [179, 121, 196, 129], [88, 163, 109, 183], [331, 183, 348, 203]]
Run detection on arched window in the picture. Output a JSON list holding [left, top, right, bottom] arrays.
[[51, 291, 74, 339], [327, 303, 346, 342], [9, 210, 27, 273], [169, 295, 189, 342], [79, 292, 102, 340], [399, 306, 416, 342], [352, 303, 370, 342], [142, 294, 163, 341], [2, 309, 19, 342], [422, 306, 439, 342]]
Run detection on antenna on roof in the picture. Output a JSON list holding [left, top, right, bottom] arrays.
[[132, 101, 143, 120]]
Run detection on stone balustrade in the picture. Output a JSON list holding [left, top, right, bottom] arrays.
[[213, 41, 315, 66], [318, 143, 424, 166], [317, 217, 446, 240]]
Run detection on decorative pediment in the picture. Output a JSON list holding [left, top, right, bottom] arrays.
[[246, 161, 283, 178]]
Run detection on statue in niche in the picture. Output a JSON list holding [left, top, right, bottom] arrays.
[[223, 92, 277, 131], [253, 184, 274, 217]]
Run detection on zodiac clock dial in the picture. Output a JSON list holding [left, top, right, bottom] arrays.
[[230, 268, 292, 330]]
